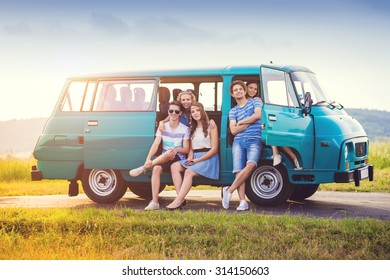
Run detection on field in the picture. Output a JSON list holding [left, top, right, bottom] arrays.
[[1, 142, 389, 195], [0, 142, 389, 260]]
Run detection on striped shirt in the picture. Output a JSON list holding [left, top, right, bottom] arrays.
[[229, 97, 262, 140], [156, 122, 190, 160]]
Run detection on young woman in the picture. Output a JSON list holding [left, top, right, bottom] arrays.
[[159, 89, 195, 130], [166, 102, 219, 210], [246, 81, 302, 169]]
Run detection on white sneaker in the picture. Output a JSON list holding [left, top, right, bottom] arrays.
[[222, 186, 232, 209], [273, 154, 282, 166], [237, 200, 249, 211], [144, 201, 160, 211], [294, 159, 303, 170], [129, 166, 145, 177]]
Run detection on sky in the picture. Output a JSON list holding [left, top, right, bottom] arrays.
[[0, 0, 389, 121]]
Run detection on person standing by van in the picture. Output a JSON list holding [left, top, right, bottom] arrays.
[[130, 101, 190, 210], [246, 80, 302, 169], [222, 80, 262, 210], [166, 102, 219, 210]]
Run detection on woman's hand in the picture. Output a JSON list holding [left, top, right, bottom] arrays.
[[185, 156, 194, 166], [158, 121, 166, 133]]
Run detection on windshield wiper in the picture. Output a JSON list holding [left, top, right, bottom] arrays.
[[330, 101, 344, 109], [314, 100, 344, 110], [314, 100, 335, 108]]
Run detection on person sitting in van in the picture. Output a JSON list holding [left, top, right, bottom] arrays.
[[246, 80, 302, 170], [129, 100, 190, 210], [158, 90, 195, 130], [222, 80, 262, 211], [165, 102, 220, 210], [158, 89, 217, 132]]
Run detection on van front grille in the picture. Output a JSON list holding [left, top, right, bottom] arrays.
[[355, 142, 367, 157]]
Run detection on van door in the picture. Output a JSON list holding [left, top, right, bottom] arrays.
[[83, 79, 158, 170], [260, 66, 314, 168]]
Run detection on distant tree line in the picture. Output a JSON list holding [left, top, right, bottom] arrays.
[[345, 108, 390, 140]]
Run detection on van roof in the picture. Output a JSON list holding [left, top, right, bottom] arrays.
[[70, 65, 314, 79]]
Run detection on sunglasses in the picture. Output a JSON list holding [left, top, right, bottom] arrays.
[[168, 109, 180, 114]]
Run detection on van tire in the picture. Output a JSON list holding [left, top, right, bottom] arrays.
[[128, 183, 166, 199], [81, 169, 127, 203], [245, 163, 293, 206], [290, 184, 319, 201]]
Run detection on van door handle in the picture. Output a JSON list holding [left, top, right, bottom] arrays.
[[88, 120, 99, 126], [85, 129, 91, 133], [268, 115, 277, 121]]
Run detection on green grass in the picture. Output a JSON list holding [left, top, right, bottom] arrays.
[[368, 142, 390, 169], [0, 208, 388, 260]]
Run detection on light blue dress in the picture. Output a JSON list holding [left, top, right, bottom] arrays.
[[179, 127, 219, 179]]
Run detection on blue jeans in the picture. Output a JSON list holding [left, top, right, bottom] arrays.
[[232, 137, 262, 173]]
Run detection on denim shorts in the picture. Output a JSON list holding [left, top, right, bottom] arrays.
[[232, 137, 262, 173]]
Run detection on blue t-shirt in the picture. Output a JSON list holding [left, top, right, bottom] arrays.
[[228, 97, 262, 140], [180, 113, 189, 126]]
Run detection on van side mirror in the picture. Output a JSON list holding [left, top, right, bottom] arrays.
[[302, 92, 313, 116]]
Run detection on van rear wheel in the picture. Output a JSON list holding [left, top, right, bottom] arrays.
[[128, 183, 166, 199], [245, 163, 293, 206], [81, 169, 127, 203]]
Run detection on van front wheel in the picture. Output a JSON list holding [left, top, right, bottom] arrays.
[[245, 164, 293, 206], [290, 184, 319, 201], [81, 169, 127, 203]]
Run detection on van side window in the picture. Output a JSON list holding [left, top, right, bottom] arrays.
[[198, 82, 222, 111], [82, 82, 96, 111], [61, 81, 87, 112], [93, 80, 156, 111], [262, 68, 299, 107], [160, 76, 223, 129]]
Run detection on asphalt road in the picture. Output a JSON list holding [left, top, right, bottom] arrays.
[[1, 190, 389, 220]]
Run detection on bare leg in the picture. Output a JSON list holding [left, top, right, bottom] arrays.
[[171, 161, 185, 195], [227, 162, 256, 194], [281, 147, 301, 169], [281, 147, 297, 161], [237, 182, 246, 201], [150, 151, 174, 167], [167, 169, 198, 208], [271, 146, 279, 156], [151, 165, 163, 203]]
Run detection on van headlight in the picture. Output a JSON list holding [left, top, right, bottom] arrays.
[[344, 145, 349, 160]]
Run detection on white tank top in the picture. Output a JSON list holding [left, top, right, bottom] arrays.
[[191, 127, 211, 150]]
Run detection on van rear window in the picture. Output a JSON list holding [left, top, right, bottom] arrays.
[[60, 79, 157, 112], [93, 80, 156, 111]]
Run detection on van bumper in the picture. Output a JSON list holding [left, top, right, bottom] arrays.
[[31, 165, 42, 181], [334, 165, 374, 186]]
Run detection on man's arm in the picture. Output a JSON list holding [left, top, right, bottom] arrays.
[[230, 119, 249, 136], [236, 107, 261, 126], [144, 136, 162, 163], [173, 139, 190, 155]]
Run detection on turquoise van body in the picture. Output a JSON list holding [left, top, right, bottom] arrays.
[[31, 65, 374, 205]]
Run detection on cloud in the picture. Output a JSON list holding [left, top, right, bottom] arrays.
[[131, 16, 214, 43], [2, 22, 31, 36], [89, 12, 131, 36]]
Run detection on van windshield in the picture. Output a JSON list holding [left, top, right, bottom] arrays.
[[291, 72, 329, 106]]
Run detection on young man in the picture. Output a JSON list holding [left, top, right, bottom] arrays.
[[129, 101, 190, 210], [222, 80, 263, 211]]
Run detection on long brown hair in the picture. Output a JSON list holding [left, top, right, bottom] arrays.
[[189, 102, 209, 139]]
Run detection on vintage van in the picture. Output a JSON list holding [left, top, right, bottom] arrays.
[[31, 65, 374, 206]]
